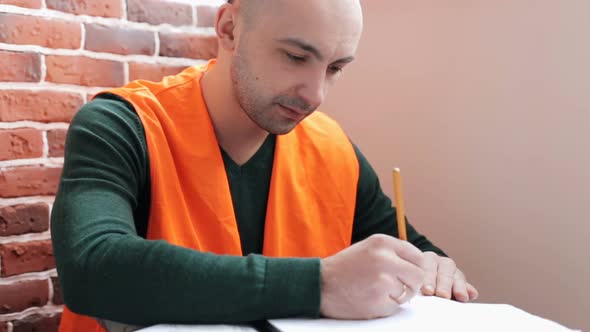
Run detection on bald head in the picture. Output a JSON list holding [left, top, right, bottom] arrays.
[[212, 0, 363, 134], [232, 0, 265, 30], [217, 0, 363, 72], [228, 0, 363, 35]]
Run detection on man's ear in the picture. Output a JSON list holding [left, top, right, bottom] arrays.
[[215, 3, 238, 52]]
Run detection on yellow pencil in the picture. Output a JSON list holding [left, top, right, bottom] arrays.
[[392, 168, 408, 241]]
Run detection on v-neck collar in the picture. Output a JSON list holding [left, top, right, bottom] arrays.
[[220, 134, 276, 173]]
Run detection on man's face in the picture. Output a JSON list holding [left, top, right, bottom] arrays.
[[230, 0, 363, 135]]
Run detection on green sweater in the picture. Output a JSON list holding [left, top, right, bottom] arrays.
[[51, 93, 445, 325]]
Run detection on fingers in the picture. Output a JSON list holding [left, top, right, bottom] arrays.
[[319, 234, 480, 320], [466, 282, 479, 301], [416, 252, 478, 303], [389, 256, 424, 294], [365, 235, 424, 292], [394, 240, 425, 270], [421, 252, 438, 295], [389, 282, 409, 305], [382, 272, 414, 306], [435, 257, 456, 299], [385, 237, 425, 292], [451, 270, 469, 302]]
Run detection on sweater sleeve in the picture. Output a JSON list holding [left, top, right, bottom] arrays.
[[51, 95, 320, 325], [351, 144, 447, 257]]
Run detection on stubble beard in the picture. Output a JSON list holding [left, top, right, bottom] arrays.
[[230, 53, 304, 135]]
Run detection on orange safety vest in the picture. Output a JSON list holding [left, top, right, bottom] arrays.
[[59, 59, 359, 332]]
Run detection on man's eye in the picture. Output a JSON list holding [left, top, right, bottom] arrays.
[[328, 66, 343, 75], [286, 52, 306, 63]]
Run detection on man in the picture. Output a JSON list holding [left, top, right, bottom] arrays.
[[51, 0, 478, 331]]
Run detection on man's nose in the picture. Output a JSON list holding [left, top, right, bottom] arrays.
[[298, 72, 327, 110]]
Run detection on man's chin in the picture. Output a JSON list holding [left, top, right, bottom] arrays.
[[265, 121, 302, 135], [268, 127, 296, 136], [255, 117, 303, 135]]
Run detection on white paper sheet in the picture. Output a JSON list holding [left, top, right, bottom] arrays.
[[138, 296, 579, 331], [140, 324, 255, 332], [269, 295, 580, 332]]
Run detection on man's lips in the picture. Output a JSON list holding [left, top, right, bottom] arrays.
[[278, 104, 308, 120]]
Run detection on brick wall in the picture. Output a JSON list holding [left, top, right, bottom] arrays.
[[0, 0, 222, 330]]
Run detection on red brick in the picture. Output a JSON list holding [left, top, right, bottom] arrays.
[[0, 0, 42, 9], [84, 24, 155, 56], [127, 0, 192, 26], [0, 90, 82, 123], [0, 166, 62, 198], [128, 62, 187, 82], [0, 240, 54, 277], [12, 313, 60, 332], [46, 55, 124, 87], [0, 279, 49, 314], [159, 33, 218, 60], [46, 0, 122, 18], [47, 129, 67, 158], [196, 5, 218, 27], [0, 203, 49, 236], [0, 13, 81, 49], [0, 50, 41, 82], [0, 321, 7, 332], [50, 277, 63, 305], [0, 128, 43, 161]]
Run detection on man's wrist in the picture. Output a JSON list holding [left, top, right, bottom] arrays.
[[264, 257, 321, 318]]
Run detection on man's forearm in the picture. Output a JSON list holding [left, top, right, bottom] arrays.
[[55, 231, 320, 325]]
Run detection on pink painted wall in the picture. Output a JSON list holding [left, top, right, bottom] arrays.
[[325, 1, 590, 330]]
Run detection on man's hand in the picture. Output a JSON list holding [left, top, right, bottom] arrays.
[[421, 251, 478, 302], [320, 234, 425, 320]]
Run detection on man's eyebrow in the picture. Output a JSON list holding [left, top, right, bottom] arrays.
[[332, 56, 355, 65], [275, 38, 356, 65], [275, 37, 325, 61]]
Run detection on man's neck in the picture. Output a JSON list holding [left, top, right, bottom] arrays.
[[201, 63, 269, 166]]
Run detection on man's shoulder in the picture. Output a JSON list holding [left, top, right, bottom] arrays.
[[70, 94, 148, 157], [74, 93, 142, 130]]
